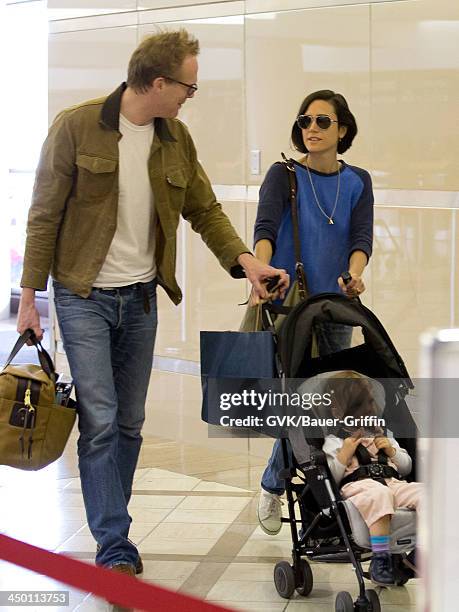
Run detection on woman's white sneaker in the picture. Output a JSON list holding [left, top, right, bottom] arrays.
[[257, 489, 283, 535]]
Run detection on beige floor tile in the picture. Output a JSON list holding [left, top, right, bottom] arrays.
[[379, 583, 417, 606], [144, 578, 186, 591], [176, 496, 252, 511], [140, 559, 199, 581], [128, 494, 185, 509], [163, 507, 245, 524], [2, 520, 86, 551], [285, 584, 354, 604], [63, 477, 82, 491], [137, 467, 195, 479], [0, 561, 88, 609], [147, 522, 229, 540], [0, 466, 73, 490], [369, 608, 415, 612], [219, 559, 369, 587], [237, 539, 294, 558], [285, 584, 417, 610], [207, 602, 286, 612], [286, 602, 415, 612], [55, 507, 89, 521], [57, 492, 86, 507], [284, 603, 338, 612], [250, 525, 293, 541], [78, 523, 157, 540], [132, 476, 202, 491], [56, 534, 96, 553], [193, 481, 252, 493], [191, 466, 264, 491], [133, 467, 152, 480], [0, 429, 419, 612], [73, 595, 110, 611], [307, 562, 364, 584], [233, 497, 264, 526], [138, 537, 217, 556], [220, 562, 275, 582], [128, 506, 176, 523], [206, 579, 284, 602]]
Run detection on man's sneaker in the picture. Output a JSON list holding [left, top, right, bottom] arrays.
[[370, 551, 395, 585], [96, 545, 143, 575], [257, 489, 283, 535]]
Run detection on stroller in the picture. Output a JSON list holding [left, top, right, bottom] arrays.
[[259, 291, 418, 612]]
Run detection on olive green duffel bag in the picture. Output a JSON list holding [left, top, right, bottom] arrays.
[[0, 329, 76, 471]]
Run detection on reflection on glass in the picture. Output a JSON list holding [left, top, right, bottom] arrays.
[[6, 2, 48, 292]]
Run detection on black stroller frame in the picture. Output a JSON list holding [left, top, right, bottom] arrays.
[[260, 291, 418, 612]]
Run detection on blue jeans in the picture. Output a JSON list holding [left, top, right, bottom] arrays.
[[53, 279, 158, 567], [261, 322, 352, 495]]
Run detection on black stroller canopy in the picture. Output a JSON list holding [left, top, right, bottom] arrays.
[[276, 293, 418, 476], [278, 293, 413, 392]]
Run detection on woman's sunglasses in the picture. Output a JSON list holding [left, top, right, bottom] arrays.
[[297, 114, 339, 130]]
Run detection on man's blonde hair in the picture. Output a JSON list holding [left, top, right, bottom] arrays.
[[127, 28, 199, 93]]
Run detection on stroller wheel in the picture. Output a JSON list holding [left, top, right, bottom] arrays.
[[335, 591, 354, 612], [274, 561, 296, 599], [365, 589, 381, 612], [295, 559, 313, 596]]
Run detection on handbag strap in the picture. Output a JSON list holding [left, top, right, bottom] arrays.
[[3, 329, 56, 381], [281, 153, 308, 300]]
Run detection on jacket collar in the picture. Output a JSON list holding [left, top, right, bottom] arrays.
[[100, 82, 176, 142]]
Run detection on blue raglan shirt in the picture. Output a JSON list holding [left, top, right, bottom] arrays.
[[254, 160, 374, 295]]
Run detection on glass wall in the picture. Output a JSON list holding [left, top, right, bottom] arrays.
[[6, 1, 48, 291]]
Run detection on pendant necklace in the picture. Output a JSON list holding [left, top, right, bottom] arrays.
[[305, 156, 341, 225]]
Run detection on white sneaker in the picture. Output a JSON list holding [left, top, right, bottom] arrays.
[[257, 488, 283, 535]]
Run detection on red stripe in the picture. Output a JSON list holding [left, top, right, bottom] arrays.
[[0, 534, 234, 611]]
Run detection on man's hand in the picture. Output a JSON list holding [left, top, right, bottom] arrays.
[[237, 253, 289, 304], [17, 288, 43, 342], [374, 436, 396, 458]]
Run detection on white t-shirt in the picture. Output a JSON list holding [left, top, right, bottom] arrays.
[[93, 114, 157, 287]]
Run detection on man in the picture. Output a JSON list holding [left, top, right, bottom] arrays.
[[17, 29, 288, 575]]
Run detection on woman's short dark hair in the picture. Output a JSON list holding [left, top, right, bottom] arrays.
[[291, 90, 357, 154]]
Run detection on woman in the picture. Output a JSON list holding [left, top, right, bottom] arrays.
[[255, 90, 374, 535]]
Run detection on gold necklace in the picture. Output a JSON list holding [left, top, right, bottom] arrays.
[[305, 157, 341, 225]]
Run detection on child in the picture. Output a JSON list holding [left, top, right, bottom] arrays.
[[322, 371, 421, 585]]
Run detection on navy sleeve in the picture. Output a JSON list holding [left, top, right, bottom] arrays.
[[349, 167, 374, 261], [253, 162, 290, 254]]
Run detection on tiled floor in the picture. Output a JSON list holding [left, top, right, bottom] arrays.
[[0, 434, 418, 612]]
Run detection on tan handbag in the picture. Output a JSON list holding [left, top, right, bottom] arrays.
[[0, 330, 76, 471]]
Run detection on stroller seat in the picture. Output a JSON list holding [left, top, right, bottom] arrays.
[[271, 368, 418, 611], [342, 500, 416, 553]]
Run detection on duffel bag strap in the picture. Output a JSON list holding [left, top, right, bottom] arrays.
[[3, 329, 56, 382]]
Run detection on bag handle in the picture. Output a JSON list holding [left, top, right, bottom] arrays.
[[281, 153, 309, 301], [3, 329, 56, 382]]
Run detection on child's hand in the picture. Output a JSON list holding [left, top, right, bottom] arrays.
[[374, 436, 396, 458], [337, 431, 364, 466]]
